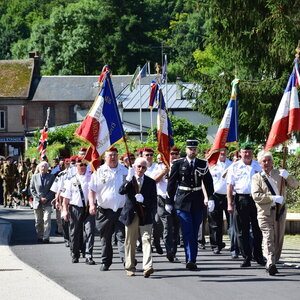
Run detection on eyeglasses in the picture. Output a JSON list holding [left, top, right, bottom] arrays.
[[145, 153, 153, 157], [79, 163, 87, 167], [136, 165, 147, 169], [170, 152, 179, 155]]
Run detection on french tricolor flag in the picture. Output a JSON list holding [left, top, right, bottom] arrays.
[[206, 79, 239, 166], [157, 88, 174, 167], [265, 59, 300, 150]]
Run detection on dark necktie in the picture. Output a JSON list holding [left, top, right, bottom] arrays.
[[190, 160, 194, 169]]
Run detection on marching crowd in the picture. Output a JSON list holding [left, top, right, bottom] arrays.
[[0, 140, 298, 278]]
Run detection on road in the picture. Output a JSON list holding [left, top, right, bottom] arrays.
[[1, 207, 299, 300]]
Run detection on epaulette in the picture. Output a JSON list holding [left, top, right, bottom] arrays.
[[57, 170, 67, 177]]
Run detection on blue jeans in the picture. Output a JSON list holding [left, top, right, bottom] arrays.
[[177, 209, 203, 263]]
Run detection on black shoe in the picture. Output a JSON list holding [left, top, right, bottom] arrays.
[[64, 240, 70, 247], [266, 264, 278, 276], [255, 257, 266, 266], [85, 258, 96, 265], [37, 238, 43, 243], [240, 260, 251, 268], [72, 257, 79, 263], [100, 264, 109, 271], [186, 261, 198, 270], [42, 238, 49, 243], [213, 248, 221, 254], [198, 243, 205, 250], [219, 242, 226, 250], [154, 243, 163, 255], [166, 252, 174, 262]]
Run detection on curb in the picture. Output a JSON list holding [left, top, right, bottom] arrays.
[[0, 220, 12, 246]]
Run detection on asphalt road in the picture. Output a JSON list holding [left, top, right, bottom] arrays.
[[1, 207, 299, 300]]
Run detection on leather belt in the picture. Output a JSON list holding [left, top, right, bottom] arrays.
[[178, 186, 202, 191]]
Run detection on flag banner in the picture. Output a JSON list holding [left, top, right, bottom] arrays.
[[149, 81, 159, 109], [75, 71, 125, 170], [130, 63, 148, 91], [206, 79, 239, 166], [38, 107, 50, 161], [130, 66, 140, 91], [97, 65, 111, 83], [157, 88, 174, 167], [265, 59, 300, 150], [161, 55, 167, 84]]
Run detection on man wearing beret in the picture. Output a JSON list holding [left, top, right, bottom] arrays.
[[251, 150, 299, 275], [227, 142, 265, 267], [166, 139, 215, 270]]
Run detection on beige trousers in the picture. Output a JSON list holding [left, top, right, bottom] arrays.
[[34, 205, 52, 239], [125, 214, 153, 271], [257, 208, 286, 266]]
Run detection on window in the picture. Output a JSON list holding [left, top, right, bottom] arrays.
[[0, 110, 5, 130]]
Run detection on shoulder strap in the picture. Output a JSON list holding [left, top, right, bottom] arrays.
[[260, 173, 276, 195], [75, 175, 86, 208]]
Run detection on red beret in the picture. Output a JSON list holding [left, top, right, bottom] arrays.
[[170, 146, 180, 153], [70, 155, 78, 161], [143, 147, 154, 153], [107, 147, 118, 153], [64, 158, 70, 163]]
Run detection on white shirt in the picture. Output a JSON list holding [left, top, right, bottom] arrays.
[[64, 171, 91, 207], [227, 159, 262, 194], [89, 163, 128, 211], [210, 158, 232, 194], [145, 162, 157, 178], [151, 163, 167, 198]]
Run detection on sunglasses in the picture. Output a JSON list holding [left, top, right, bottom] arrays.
[[170, 152, 179, 155], [145, 153, 153, 157], [79, 163, 87, 167], [136, 165, 147, 169]]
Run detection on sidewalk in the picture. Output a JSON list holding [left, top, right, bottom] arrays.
[[0, 219, 78, 300]]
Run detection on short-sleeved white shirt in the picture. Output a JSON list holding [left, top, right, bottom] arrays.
[[151, 163, 167, 198], [227, 159, 261, 194], [89, 163, 128, 212], [210, 158, 232, 194]]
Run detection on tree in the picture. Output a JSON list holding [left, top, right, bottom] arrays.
[[190, 0, 300, 143]]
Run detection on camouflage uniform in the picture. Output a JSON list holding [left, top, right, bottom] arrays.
[[1, 161, 19, 207]]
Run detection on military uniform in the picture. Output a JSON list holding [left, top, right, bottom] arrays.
[[166, 145, 214, 267], [1, 160, 19, 207]]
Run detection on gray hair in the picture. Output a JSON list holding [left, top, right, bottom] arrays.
[[257, 150, 273, 163], [38, 161, 49, 171], [134, 157, 148, 167]]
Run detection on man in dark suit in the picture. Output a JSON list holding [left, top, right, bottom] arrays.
[[119, 157, 157, 278], [30, 161, 55, 243], [166, 139, 215, 270]]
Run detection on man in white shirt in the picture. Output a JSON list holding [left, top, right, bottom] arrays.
[[208, 148, 232, 254], [227, 143, 264, 267], [63, 157, 95, 264], [88, 147, 128, 271]]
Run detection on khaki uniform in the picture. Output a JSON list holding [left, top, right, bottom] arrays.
[[1, 163, 19, 207], [251, 169, 299, 266]]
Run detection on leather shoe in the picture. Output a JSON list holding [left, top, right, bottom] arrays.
[[213, 249, 221, 254], [266, 264, 278, 276], [186, 261, 198, 270], [65, 240, 70, 247], [85, 258, 96, 265], [240, 260, 251, 268], [72, 257, 79, 263], [143, 267, 154, 278], [100, 264, 109, 271], [154, 244, 163, 255], [42, 238, 49, 243], [126, 270, 135, 276], [166, 252, 174, 262], [256, 257, 266, 266]]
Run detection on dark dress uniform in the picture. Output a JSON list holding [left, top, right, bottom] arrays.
[[166, 157, 214, 266]]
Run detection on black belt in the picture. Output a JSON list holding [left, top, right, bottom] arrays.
[[214, 193, 227, 197], [236, 193, 252, 197]]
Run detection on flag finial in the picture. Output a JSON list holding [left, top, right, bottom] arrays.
[[296, 40, 300, 59]]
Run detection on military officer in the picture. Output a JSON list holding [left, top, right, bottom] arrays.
[[166, 139, 214, 270], [1, 156, 19, 208]]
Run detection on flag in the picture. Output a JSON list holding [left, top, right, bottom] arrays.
[[149, 81, 159, 109], [206, 79, 239, 166], [97, 65, 111, 83], [265, 58, 300, 150], [130, 63, 147, 91], [37, 107, 50, 161], [157, 88, 174, 167], [75, 70, 125, 170], [161, 55, 167, 84]]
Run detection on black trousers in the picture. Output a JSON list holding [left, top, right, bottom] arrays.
[[96, 207, 125, 267], [198, 207, 207, 245], [69, 205, 95, 259], [157, 195, 180, 255], [234, 194, 263, 261], [208, 193, 229, 249]]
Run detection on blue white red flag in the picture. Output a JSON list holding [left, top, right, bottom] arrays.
[[157, 88, 174, 167], [206, 79, 239, 166], [149, 81, 159, 109], [38, 107, 50, 161], [265, 58, 300, 150], [75, 70, 125, 170], [130, 63, 148, 91]]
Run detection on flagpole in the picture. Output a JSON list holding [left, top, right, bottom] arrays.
[[139, 66, 143, 142], [164, 54, 168, 109]]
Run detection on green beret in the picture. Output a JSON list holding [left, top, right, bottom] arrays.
[[240, 142, 255, 150]]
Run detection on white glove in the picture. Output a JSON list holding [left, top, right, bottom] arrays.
[[208, 200, 215, 212], [135, 193, 144, 203], [126, 167, 135, 181], [165, 204, 173, 214], [272, 195, 284, 204], [279, 169, 289, 179]]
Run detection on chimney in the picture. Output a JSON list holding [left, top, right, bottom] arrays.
[[176, 77, 183, 100], [29, 51, 40, 77]]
